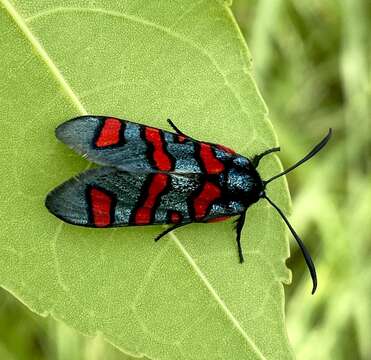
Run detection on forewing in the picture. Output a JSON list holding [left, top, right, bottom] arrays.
[[45, 167, 242, 227], [55, 116, 237, 174]]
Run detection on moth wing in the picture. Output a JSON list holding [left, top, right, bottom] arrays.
[[45, 167, 239, 227], [55, 116, 237, 174]]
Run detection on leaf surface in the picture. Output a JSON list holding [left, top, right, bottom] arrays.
[[0, 1, 292, 359]]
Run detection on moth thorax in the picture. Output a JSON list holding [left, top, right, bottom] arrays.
[[227, 168, 262, 199]]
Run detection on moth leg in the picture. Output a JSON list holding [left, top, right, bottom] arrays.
[[154, 222, 191, 242], [167, 119, 197, 141], [252, 147, 280, 168], [234, 212, 247, 263]]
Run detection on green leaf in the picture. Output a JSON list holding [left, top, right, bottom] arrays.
[[0, 0, 293, 358]]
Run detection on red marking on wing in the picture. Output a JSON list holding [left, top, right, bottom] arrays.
[[145, 127, 172, 171], [170, 211, 182, 224], [193, 182, 221, 220], [177, 135, 186, 143], [200, 143, 225, 174], [135, 174, 169, 225], [95, 118, 122, 147], [89, 188, 113, 227], [207, 216, 230, 223], [217, 144, 236, 155]]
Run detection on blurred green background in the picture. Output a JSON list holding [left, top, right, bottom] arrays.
[[1, 0, 370, 359]]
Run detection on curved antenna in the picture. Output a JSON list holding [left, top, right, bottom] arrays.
[[264, 129, 332, 186], [264, 195, 317, 294]]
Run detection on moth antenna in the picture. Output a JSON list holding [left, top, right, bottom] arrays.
[[252, 147, 280, 168], [167, 118, 187, 137], [263, 195, 317, 294], [264, 129, 332, 186]]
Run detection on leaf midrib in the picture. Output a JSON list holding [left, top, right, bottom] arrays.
[[172, 234, 266, 359], [1, 1, 267, 358], [1, 0, 87, 114]]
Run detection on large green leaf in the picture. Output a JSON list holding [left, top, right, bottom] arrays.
[[0, 0, 293, 358]]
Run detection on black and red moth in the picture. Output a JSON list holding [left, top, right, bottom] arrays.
[[45, 116, 331, 294]]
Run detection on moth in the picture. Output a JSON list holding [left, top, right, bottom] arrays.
[[45, 116, 331, 294]]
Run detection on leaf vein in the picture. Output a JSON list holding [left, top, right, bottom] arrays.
[[25, 5, 248, 119]]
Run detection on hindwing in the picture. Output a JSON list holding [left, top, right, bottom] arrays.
[[45, 167, 243, 227]]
